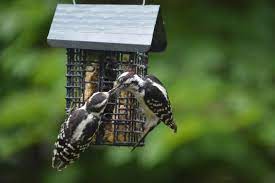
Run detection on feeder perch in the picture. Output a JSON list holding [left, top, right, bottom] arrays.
[[47, 4, 167, 146]]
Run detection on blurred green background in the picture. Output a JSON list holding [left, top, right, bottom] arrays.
[[1, 0, 275, 182]]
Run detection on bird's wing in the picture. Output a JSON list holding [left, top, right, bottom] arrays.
[[64, 109, 88, 138], [79, 115, 100, 145], [143, 83, 173, 123], [52, 110, 95, 171], [132, 84, 174, 151]]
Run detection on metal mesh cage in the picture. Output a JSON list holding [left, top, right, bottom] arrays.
[[65, 48, 148, 146]]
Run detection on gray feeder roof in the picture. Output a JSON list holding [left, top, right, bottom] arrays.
[[47, 4, 167, 52]]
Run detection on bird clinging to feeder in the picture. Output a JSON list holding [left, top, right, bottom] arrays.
[[113, 72, 177, 151], [52, 91, 114, 171]]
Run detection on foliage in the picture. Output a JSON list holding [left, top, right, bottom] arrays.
[[0, 0, 275, 182]]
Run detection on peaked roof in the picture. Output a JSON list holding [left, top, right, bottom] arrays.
[[47, 4, 167, 52]]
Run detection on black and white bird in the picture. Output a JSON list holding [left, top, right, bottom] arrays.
[[52, 91, 113, 171], [113, 72, 177, 151]]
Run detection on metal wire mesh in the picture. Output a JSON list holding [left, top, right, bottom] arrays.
[[65, 48, 148, 146]]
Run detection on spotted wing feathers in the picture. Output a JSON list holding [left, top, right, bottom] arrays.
[[65, 109, 88, 137], [52, 109, 100, 171], [143, 79, 177, 132]]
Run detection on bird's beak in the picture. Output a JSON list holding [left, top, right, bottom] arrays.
[[109, 81, 121, 95]]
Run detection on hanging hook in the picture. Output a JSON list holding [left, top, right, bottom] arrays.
[[142, 0, 145, 5], [73, 0, 76, 5]]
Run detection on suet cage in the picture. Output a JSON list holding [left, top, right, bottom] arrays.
[[47, 4, 167, 147], [65, 49, 148, 146]]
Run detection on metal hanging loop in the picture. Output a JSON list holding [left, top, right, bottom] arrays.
[[142, 0, 145, 5]]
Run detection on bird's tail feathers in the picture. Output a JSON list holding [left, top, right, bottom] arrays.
[[52, 155, 67, 171], [164, 119, 177, 133]]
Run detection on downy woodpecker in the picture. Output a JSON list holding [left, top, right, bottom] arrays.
[[52, 90, 114, 171], [113, 72, 177, 151]]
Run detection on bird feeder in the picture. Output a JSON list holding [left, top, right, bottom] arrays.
[[47, 4, 167, 146]]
